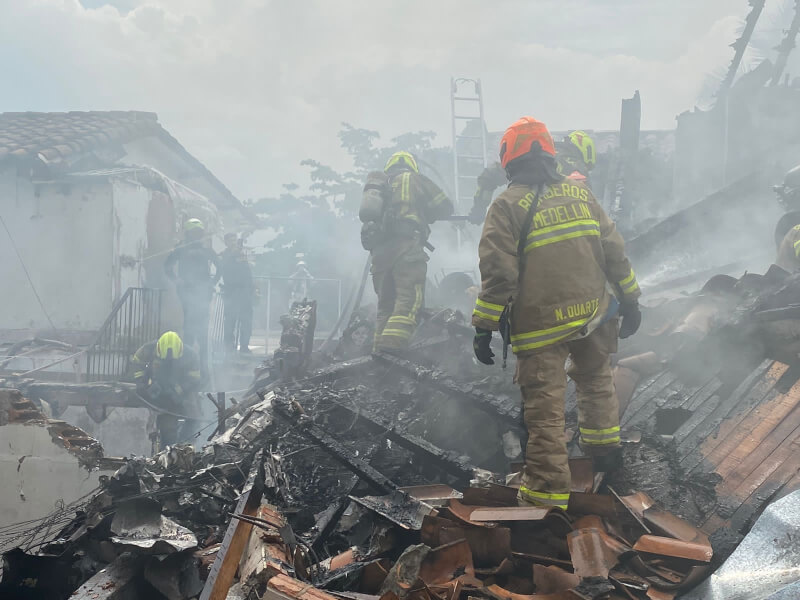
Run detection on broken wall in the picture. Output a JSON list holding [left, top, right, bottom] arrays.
[[0, 422, 106, 529], [61, 405, 151, 458]]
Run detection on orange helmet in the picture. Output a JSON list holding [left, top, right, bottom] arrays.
[[499, 117, 556, 169]]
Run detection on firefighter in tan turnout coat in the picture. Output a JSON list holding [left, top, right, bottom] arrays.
[[471, 117, 642, 510]]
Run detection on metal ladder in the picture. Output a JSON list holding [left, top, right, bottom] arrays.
[[450, 77, 489, 217]]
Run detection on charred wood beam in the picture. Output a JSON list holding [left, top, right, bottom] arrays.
[[199, 450, 265, 600], [719, 0, 766, 99], [315, 393, 475, 485], [270, 396, 398, 495], [372, 352, 522, 430], [304, 355, 374, 384], [771, 0, 800, 86], [310, 445, 381, 552]]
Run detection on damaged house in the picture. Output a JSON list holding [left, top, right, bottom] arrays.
[[0, 111, 250, 341]]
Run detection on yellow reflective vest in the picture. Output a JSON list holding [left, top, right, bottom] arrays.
[[385, 170, 452, 240], [777, 224, 800, 272], [472, 179, 640, 355]]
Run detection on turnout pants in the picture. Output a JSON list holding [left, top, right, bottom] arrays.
[[371, 243, 427, 352], [516, 320, 620, 510], [178, 285, 211, 366]]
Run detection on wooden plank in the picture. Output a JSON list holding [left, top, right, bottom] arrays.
[[776, 469, 800, 501], [199, 451, 265, 600], [702, 383, 800, 480], [680, 361, 785, 471], [701, 412, 800, 534], [725, 416, 800, 498], [705, 434, 800, 535], [621, 371, 679, 428], [672, 394, 723, 446], [683, 377, 724, 412], [714, 390, 800, 485]]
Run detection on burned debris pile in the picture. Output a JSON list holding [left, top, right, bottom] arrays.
[[6, 274, 800, 599]]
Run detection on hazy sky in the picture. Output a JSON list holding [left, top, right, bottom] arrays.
[[2, 0, 794, 200]]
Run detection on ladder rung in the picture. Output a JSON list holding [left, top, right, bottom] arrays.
[[453, 96, 481, 102], [458, 175, 479, 179], [456, 135, 483, 140], [454, 115, 480, 120], [458, 155, 485, 160]]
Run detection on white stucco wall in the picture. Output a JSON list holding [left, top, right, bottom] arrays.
[[0, 169, 158, 333], [0, 423, 106, 530], [111, 179, 149, 298], [0, 167, 114, 331]]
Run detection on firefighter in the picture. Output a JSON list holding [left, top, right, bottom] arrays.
[[132, 331, 202, 447], [776, 223, 800, 271], [774, 165, 800, 271], [164, 218, 220, 366], [555, 130, 596, 182], [220, 233, 254, 354], [471, 117, 641, 510], [367, 151, 453, 352], [468, 130, 597, 225]]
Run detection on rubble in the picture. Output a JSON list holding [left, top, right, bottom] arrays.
[[5, 267, 800, 599]]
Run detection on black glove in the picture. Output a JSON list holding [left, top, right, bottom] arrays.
[[469, 188, 494, 225], [473, 327, 495, 365], [618, 301, 642, 339]]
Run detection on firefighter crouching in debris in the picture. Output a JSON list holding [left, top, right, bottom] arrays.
[[468, 130, 597, 225], [360, 151, 454, 352], [132, 331, 202, 447], [471, 117, 641, 510]]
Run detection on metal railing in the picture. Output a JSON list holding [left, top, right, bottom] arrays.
[[86, 287, 162, 382], [208, 291, 226, 361]]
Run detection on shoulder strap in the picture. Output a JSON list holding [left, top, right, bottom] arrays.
[[517, 184, 543, 257]]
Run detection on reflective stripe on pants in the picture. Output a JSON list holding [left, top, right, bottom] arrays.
[[516, 319, 620, 502], [372, 258, 426, 352]]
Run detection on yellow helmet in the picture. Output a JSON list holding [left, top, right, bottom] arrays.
[[384, 151, 419, 174], [567, 131, 596, 170], [156, 331, 183, 360], [184, 218, 205, 232]]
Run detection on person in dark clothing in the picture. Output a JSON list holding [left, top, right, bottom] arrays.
[[132, 331, 202, 448], [219, 233, 254, 354], [164, 218, 220, 366]]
